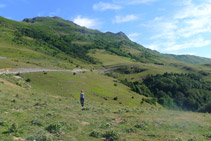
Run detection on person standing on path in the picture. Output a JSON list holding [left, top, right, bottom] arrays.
[[80, 90, 85, 107]]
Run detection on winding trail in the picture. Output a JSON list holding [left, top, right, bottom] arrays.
[[0, 68, 89, 74], [0, 64, 148, 75]]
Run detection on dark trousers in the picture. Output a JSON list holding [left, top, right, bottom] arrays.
[[80, 98, 84, 107]]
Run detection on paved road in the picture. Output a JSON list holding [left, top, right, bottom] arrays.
[[0, 64, 146, 75], [0, 68, 88, 74], [0, 56, 8, 59]]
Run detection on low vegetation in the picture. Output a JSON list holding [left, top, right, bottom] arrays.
[[0, 16, 210, 140], [0, 71, 210, 140]]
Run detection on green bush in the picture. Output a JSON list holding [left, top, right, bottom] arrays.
[[198, 103, 211, 113], [125, 128, 137, 133], [113, 96, 118, 101], [141, 98, 157, 105], [8, 123, 18, 133], [0, 119, 7, 126], [45, 123, 62, 134], [26, 131, 53, 141], [25, 78, 31, 82], [134, 122, 148, 130], [203, 133, 211, 138], [30, 119, 43, 126], [102, 130, 119, 140], [89, 131, 102, 138], [100, 123, 110, 128]]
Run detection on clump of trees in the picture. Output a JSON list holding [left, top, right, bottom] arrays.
[[123, 73, 211, 112]]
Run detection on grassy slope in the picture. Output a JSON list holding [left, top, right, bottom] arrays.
[[88, 49, 139, 67], [0, 16, 211, 140], [1, 16, 211, 65], [88, 49, 211, 82], [0, 72, 210, 140], [164, 54, 211, 64]]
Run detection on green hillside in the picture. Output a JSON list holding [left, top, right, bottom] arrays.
[[1, 16, 211, 65], [0, 16, 211, 140], [164, 54, 211, 64], [0, 71, 210, 140]]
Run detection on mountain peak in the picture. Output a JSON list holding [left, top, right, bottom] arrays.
[[116, 31, 129, 39], [22, 16, 63, 23]]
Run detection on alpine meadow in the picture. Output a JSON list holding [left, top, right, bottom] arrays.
[[0, 16, 211, 140]]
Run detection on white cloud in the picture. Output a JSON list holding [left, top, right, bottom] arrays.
[[128, 33, 140, 41], [143, 17, 177, 40], [129, 0, 158, 5], [144, 0, 211, 52], [93, 2, 122, 11], [174, 52, 196, 56], [164, 37, 211, 51], [174, 2, 211, 19], [174, 2, 211, 38], [113, 14, 138, 23], [147, 44, 159, 50], [113, 0, 158, 5], [73, 16, 101, 29], [0, 4, 6, 8]]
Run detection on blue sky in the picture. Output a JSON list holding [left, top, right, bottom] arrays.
[[1, 0, 211, 58]]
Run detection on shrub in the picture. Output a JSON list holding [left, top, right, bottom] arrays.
[[8, 123, 18, 133], [204, 133, 211, 138], [100, 123, 110, 129], [11, 99, 16, 103], [45, 123, 62, 134], [16, 82, 22, 86], [176, 138, 183, 141], [0, 119, 7, 126], [27, 131, 53, 141], [89, 131, 102, 138], [141, 98, 157, 105], [16, 73, 20, 76], [125, 128, 137, 133], [113, 97, 118, 101], [81, 108, 89, 111], [25, 78, 31, 82], [59, 121, 78, 131], [188, 137, 198, 141], [102, 130, 119, 140], [134, 122, 148, 130], [198, 103, 211, 113], [30, 119, 43, 126]]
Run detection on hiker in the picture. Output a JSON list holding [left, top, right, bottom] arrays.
[[80, 90, 85, 107]]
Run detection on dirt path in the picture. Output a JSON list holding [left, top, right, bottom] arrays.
[[0, 68, 89, 74], [0, 56, 8, 59], [0, 64, 147, 75]]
